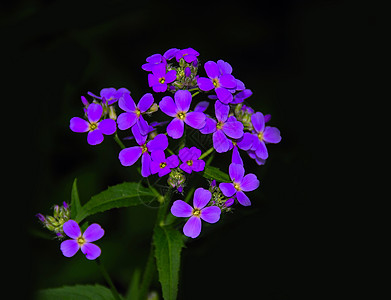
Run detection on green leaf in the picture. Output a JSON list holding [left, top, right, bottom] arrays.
[[202, 165, 230, 182], [37, 284, 117, 300], [71, 178, 82, 219], [75, 182, 156, 223], [153, 226, 185, 300]]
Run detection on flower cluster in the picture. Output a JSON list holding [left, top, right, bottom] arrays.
[[68, 47, 281, 240], [36, 202, 71, 238]]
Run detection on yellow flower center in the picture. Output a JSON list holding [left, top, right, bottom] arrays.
[[192, 208, 201, 217], [258, 131, 264, 141], [159, 77, 165, 84], [89, 122, 98, 131], [135, 108, 141, 117], [77, 236, 86, 246], [160, 162, 167, 169], [177, 112, 186, 120], [141, 144, 148, 153], [187, 160, 193, 166], [234, 182, 241, 191], [216, 121, 224, 130], [213, 78, 220, 88]]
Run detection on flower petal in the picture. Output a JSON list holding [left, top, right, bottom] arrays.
[[213, 130, 230, 153], [70, 117, 89, 133], [178, 147, 191, 162], [98, 119, 116, 135], [118, 146, 142, 166], [222, 120, 244, 139], [183, 216, 202, 238], [215, 100, 229, 122], [180, 163, 192, 174], [232, 146, 243, 165], [60, 239, 80, 258], [237, 132, 254, 150], [236, 191, 251, 206], [191, 159, 205, 172], [204, 61, 220, 79], [229, 163, 245, 183], [251, 112, 265, 133], [87, 130, 104, 145], [174, 90, 192, 112], [81, 243, 101, 260], [200, 206, 221, 223], [219, 182, 236, 197], [194, 101, 209, 112], [63, 220, 81, 239], [171, 200, 193, 218], [117, 112, 137, 130], [83, 223, 105, 243], [132, 125, 148, 145], [158, 166, 171, 177], [152, 83, 167, 93], [255, 140, 268, 160], [152, 63, 166, 77], [119, 93, 136, 112], [167, 154, 179, 168], [137, 93, 154, 112], [197, 77, 214, 91], [167, 118, 184, 139], [184, 112, 206, 129], [219, 74, 236, 89], [263, 126, 282, 144], [87, 103, 103, 123], [141, 152, 151, 177], [165, 69, 177, 83], [147, 134, 168, 152], [199, 117, 217, 134], [137, 115, 150, 135], [193, 188, 211, 209], [159, 96, 178, 117], [151, 149, 165, 163], [240, 174, 260, 192], [215, 88, 233, 104]]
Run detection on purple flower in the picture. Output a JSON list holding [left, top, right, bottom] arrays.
[[148, 63, 177, 92], [142, 53, 165, 71], [88, 87, 130, 105], [175, 48, 199, 63], [197, 61, 237, 104], [150, 150, 179, 177], [70, 103, 116, 145], [200, 101, 243, 153], [250, 112, 282, 160], [171, 188, 221, 238], [118, 126, 168, 177], [219, 163, 260, 206], [60, 220, 104, 260], [117, 93, 154, 135], [229, 132, 254, 165], [159, 90, 206, 139], [178, 147, 205, 174]]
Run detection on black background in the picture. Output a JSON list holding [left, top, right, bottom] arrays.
[[2, 0, 369, 299]]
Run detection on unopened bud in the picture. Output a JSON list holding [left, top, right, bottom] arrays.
[[109, 105, 117, 120], [81, 95, 89, 107]]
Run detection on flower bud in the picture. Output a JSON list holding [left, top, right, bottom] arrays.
[[184, 67, 191, 78], [109, 105, 117, 120], [81, 95, 89, 107], [36, 202, 71, 239]]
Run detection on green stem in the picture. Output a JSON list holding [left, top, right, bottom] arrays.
[[199, 147, 214, 160], [138, 248, 155, 300], [96, 258, 121, 300], [114, 133, 126, 149], [138, 188, 172, 299], [188, 88, 199, 92], [191, 91, 200, 98]]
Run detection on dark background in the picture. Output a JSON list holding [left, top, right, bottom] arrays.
[[2, 0, 368, 299]]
